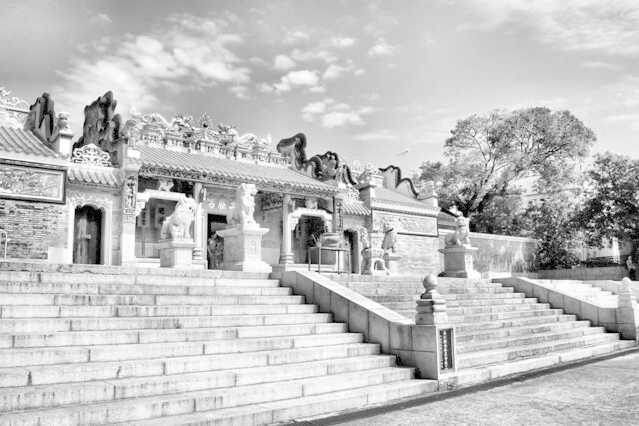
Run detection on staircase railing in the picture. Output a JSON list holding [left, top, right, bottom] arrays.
[[0, 229, 8, 260]]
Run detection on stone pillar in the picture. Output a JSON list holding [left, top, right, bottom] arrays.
[[120, 149, 141, 266], [332, 195, 344, 233], [279, 194, 294, 265], [616, 278, 638, 341], [191, 183, 205, 266], [415, 274, 449, 325], [414, 274, 456, 378], [54, 112, 74, 158]]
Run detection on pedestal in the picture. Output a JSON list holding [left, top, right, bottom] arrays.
[[159, 239, 195, 268], [217, 226, 272, 273], [439, 246, 480, 279], [384, 252, 401, 275]]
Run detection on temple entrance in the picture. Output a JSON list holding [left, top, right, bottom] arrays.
[[207, 214, 227, 269], [293, 215, 330, 264], [344, 230, 358, 273], [73, 205, 102, 264]]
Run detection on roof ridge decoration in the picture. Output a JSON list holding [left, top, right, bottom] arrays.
[[71, 143, 112, 167], [23, 93, 59, 146], [379, 165, 419, 198], [0, 87, 29, 128], [276, 132, 357, 186], [124, 110, 284, 167], [72, 91, 124, 167]]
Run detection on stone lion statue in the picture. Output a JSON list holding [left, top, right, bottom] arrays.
[[445, 215, 472, 248], [160, 197, 197, 240], [227, 183, 257, 227], [381, 219, 398, 253]]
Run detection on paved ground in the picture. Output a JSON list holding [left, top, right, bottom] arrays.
[[316, 350, 639, 426]]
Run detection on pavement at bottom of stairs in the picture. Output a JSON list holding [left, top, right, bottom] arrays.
[[310, 350, 639, 426]]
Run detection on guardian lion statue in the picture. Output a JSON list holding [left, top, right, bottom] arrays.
[[160, 197, 197, 240], [445, 215, 472, 248], [227, 183, 258, 228]]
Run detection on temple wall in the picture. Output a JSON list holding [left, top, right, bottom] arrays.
[[371, 209, 440, 275], [0, 199, 68, 260], [439, 231, 538, 275]]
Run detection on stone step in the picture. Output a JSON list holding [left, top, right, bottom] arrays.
[[0, 356, 400, 412], [457, 326, 607, 353], [0, 271, 270, 287], [0, 312, 333, 333], [442, 291, 522, 301], [454, 340, 636, 387], [0, 371, 429, 426], [454, 313, 578, 333], [449, 308, 564, 323], [0, 303, 317, 319], [455, 320, 592, 342], [444, 297, 537, 307], [0, 322, 347, 349], [0, 280, 283, 295], [447, 302, 551, 316], [0, 293, 305, 306], [114, 379, 438, 426], [0, 342, 381, 388], [456, 332, 622, 369], [0, 332, 363, 368]]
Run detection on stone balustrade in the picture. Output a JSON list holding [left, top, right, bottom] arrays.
[[280, 270, 457, 381]]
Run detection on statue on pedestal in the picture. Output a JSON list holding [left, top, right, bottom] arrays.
[[227, 183, 258, 228], [160, 197, 197, 240], [445, 215, 472, 248]]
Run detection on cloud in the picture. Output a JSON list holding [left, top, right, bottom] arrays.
[[54, 14, 251, 117], [353, 130, 395, 141], [322, 63, 351, 80], [301, 98, 374, 128], [291, 48, 337, 64], [368, 38, 396, 56], [273, 54, 296, 71], [90, 13, 112, 25], [283, 30, 311, 44], [229, 85, 249, 99], [581, 61, 622, 71], [332, 37, 357, 48], [456, 0, 639, 56], [272, 70, 320, 93]]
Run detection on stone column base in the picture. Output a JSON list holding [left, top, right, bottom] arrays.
[[217, 226, 272, 273], [439, 246, 480, 279], [159, 239, 196, 268]]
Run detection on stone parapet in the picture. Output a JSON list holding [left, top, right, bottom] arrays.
[[280, 270, 457, 381]]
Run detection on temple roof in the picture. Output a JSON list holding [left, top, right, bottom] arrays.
[[136, 145, 339, 196], [0, 126, 60, 159], [68, 165, 123, 188], [341, 198, 371, 216]]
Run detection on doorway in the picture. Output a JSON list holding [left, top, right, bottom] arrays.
[[73, 205, 102, 264], [207, 214, 228, 269], [344, 230, 358, 273]]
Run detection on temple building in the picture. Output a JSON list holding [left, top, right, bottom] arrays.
[[0, 88, 440, 274]]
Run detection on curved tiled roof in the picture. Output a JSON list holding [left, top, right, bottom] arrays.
[[0, 126, 59, 158], [137, 145, 338, 195], [68, 165, 123, 187], [341, 198, 371, 216]]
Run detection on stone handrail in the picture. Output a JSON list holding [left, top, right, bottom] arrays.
[[494, 277, 639, 341], [280, 270, 456, 380]]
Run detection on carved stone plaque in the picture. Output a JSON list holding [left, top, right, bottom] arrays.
[[0, 161, 66, 203]]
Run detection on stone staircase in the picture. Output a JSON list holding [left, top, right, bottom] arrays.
[[332, 274, 636, 385], [0, 267, 437, 426]]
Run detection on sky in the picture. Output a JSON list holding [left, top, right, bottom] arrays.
[[1, 0, 638, 174]]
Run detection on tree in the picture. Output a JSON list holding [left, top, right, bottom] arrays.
[[419, 108, 596, 229], [575, 152, 639, 255], [520, 195, 581, 269]]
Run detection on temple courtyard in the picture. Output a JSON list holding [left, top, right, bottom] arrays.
[[328, 350, 639, 426]]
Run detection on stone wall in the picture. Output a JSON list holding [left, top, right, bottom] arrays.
[[0, 198, 68, 260], [537, 266, 628, 281], [439, 231, 538, 275]]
